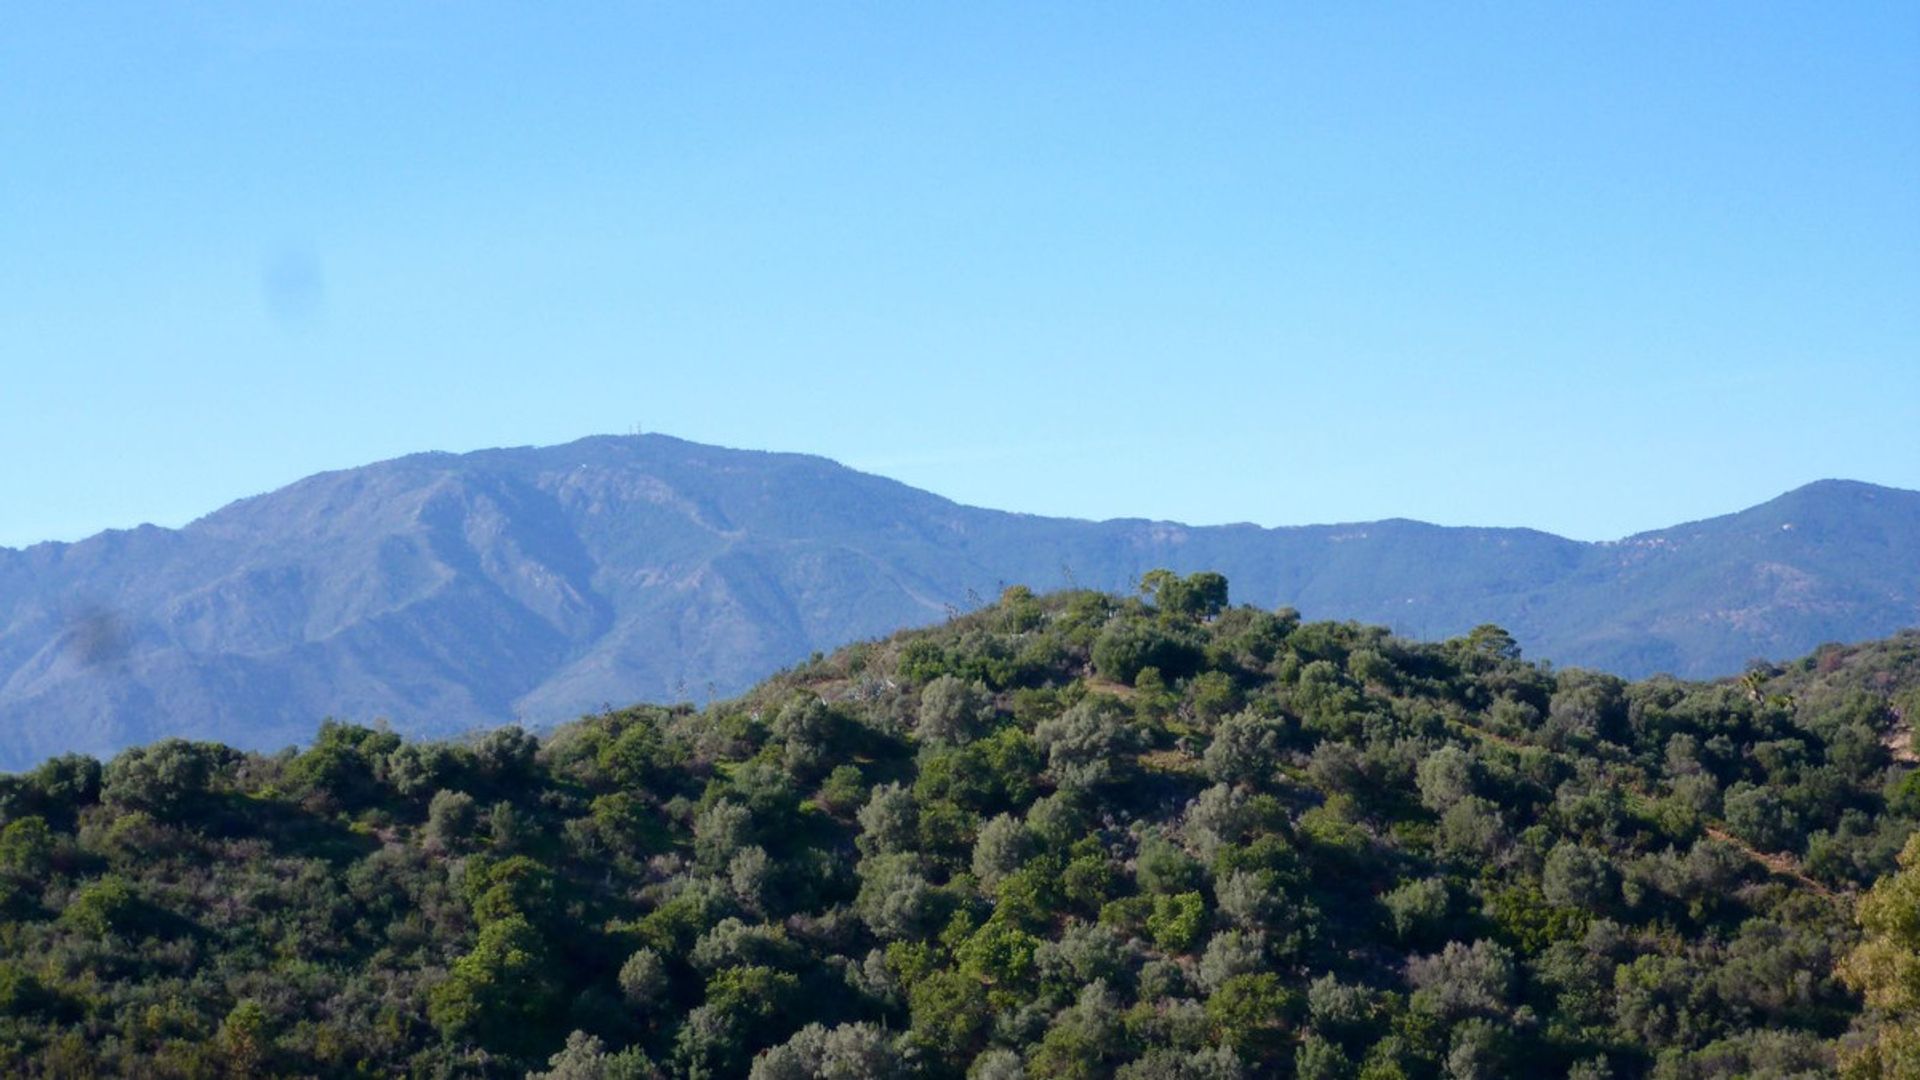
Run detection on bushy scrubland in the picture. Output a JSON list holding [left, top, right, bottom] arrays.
[[1, 574, 1917, 1078]]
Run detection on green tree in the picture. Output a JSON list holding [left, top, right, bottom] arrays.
[[620, 947, 671, 1010], [918, 676, 994, 747], [1542, 843, 1618, 911], [427, 915, 559, 1048], [0, 816, 55, 878], [529, 1030, 656, 1080], [101, 738, 230, 820], [219, 999, 272, 1076], [1140, 570, 1230, 621], [1207, 972, 1298, 1055], [1148, 891, 1209, 953], [908, 968, 991, 1062], [1034, 697, 1141, 790], [62, 875, 141, 936], [1839, 832, 1920, 1077], [1092, 619, 1204, 684]]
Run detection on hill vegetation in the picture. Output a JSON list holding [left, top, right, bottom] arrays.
[[2, 435, 1916, 768], [0, 574, 1916, 1077]]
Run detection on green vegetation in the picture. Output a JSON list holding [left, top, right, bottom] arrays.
[[0, 573, 1915, 1077]]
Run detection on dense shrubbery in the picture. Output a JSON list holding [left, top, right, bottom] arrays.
[[0, 574, 1915, 1077]]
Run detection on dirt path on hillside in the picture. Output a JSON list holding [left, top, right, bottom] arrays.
[[1704, 826, 1837, 899]]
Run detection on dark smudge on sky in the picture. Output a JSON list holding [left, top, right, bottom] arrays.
[[262, 248, 325, 332], [65, 606, 129, 669]]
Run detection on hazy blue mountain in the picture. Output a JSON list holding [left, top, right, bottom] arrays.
[[1, 436, 1914, 767]]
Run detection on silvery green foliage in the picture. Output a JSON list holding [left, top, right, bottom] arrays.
[[1445, 1017, 1511, 1080], [1407, 940, 1518, 1023], [971, 812, 1033, 889], [381, 742, 454, 798], [967, 1047, 1026, 1080], [1663, 1030, 1838, 1076], [1216, 869, 1280, 930], [1201, 710, 1284, 787], [1161, 998, 1213, 1050], [856, 782, 918, 856], [729, 844, 774, 914], [693, 800, 753, 873], [1415, 745, 1479, 813], [1566, 1056, 1614, 1080], [1437, 797, 1511, 862], [1293, 1034, 1354, 1080], [689, 917, 793, 972], [1115, 1046, 1246, 1080], [772, 694, 834, 743], [1305, 741, 1367, 796], [729, 760, 799, 818], [991, 998, 1054, 1048], [1034, 698, 1138, 790], [773, 694, 836, 779], [670, 1004, 733, 1078], [473, 725, 537, 779], [1184, 783, 1252, 860], [1035, 919, 1136, 990], [658, 872, 730, 910], [1136, 958, 1190, 1002], [487, 799, 529, 851], [1023, 791, 1089, 849], [1196, 929, 1267, 993], [1547, 670, 1627, 748], [917, 675, 993, 747], [424, 788, 477, 850], [846, 947, 903, 1009], [1542, 842, 1618, 909], [617, 948, 668, 1009], [855, 852, 934, 940], [528, 1030, 656, 1080], [1381, 877, 1450, 942], [1041, 980, 1125, 1062], [1134, 832, 1204, 896], [1306, 973, 1377, 1039], [747, 1021, 910, 1080]]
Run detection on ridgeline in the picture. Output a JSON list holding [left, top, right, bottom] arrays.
[[3, 435, 1917, 768], [0, 576, 1916, 1077]]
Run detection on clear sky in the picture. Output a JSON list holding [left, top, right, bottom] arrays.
[[3, 4, 1915, 549]]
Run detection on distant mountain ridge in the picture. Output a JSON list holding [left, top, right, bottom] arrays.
[[1, 435, 1915, 768]]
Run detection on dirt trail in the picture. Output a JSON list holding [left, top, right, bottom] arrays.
[[1885, 708, 1917, 765], [1704, 826, 1837, 899]]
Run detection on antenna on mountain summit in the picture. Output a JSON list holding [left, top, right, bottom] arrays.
[[629, 421, 644, 436]]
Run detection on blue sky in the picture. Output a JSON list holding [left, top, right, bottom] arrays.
[[3, 3, 1915, 549]]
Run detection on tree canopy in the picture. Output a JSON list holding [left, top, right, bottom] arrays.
[[0, 571, 1914, 1077]]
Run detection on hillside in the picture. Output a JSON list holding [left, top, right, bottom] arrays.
[[0, 578, 1915, 1077], [0, 435, 1916, 767]]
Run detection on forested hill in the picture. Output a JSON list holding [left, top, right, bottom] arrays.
[[1, 434, 1916, 767], [0, 577, 1916, 1077]]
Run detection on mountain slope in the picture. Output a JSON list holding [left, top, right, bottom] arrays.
[[0, 436, 1915, 766]]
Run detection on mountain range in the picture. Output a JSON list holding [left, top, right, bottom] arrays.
[[1, 434, 1915, 769]]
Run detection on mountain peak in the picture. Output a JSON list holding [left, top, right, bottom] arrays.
[[1737, 477, 1919, 531], [1773, 477, 1909, 505], [0, 437, 1916, 767]]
